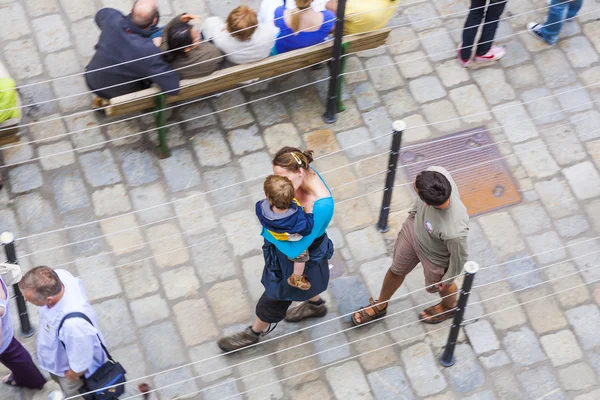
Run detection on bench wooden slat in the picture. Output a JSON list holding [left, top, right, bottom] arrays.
[[105, 29, 390, 117]]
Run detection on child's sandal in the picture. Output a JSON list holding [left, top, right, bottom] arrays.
[[288, 274, 311, 290]]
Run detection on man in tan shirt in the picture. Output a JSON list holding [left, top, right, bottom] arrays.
[[353, 166, 469, 325]]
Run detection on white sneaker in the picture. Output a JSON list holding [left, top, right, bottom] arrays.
[[475, 46, 506, 63]]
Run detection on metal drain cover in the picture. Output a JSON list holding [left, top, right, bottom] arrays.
[[399, 128, 522, 216]]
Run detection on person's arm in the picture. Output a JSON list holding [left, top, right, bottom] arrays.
[[441, 236, 468, 285], [147, 56, 180, 95], [60, 320, 99, 381], [0, 307, 4, 349], [296, 211, 314, 237], [408, 198, 418, 217], [325, 0, 338, 12], [262, 200, 333, 259], [95, 8, 121, 30]]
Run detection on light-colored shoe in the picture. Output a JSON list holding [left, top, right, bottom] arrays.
[[475, 46, 506, 63], [527, 22, 551, 45]]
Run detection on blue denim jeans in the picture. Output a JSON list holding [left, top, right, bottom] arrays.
[[539, 0, 583, 44]]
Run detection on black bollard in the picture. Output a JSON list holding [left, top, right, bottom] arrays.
[[439, 261, 479, 367], [322, 0, 347, 123], [376, 120, 406, 233], [1, 232, 35, 337]]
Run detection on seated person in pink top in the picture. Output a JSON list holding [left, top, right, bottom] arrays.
[[272, 0, 336, 55]]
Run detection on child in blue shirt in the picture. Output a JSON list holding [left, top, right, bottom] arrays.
[[256, 175, 314, 290]]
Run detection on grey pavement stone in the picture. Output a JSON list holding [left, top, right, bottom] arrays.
[[147, 223, 189, 268], [570, 110, 600, 142], [79, 150, 122, 187], [382, 88, 419, 119], [32, 14, 71, 52], [409, 76, 447, 104], [397, 51, 433, 79], [422, 100, 461, 133], [560, 36, 599, 69], [3, 39, 42, 79], [518, 365, 565, 400], [437, 59, 470, 88], [59, 0, 96, 21], [541, 330, 583, 366], [0, 209, 19, 238], [38, 140, 76, 170], [118, 258, 159, 300], [203, 378, 241, 400], [367, 366, 415, 400], [238, 151, 272, 183], [105, 120, 141, 147], [479, 350, 510, 369], [555, 215, 590, 237], [100, 214, 144, 255], [24, 0, 59, 16], [227, 125, 265, 155], [566, 304, 600, 349], [492, 102, 538, 143], [545, 261, 591, 308], [510, 202, 552, 235], [555, 84, 593, 113], [309, 312, 351, 364], [50, 169, 90, 213], [473, 69, 516, 106], [559, 362, 596, 391], [567, 237, 600, 283], [159, 148, 202, 192], [401, 342, 447, 397], [153, 367, 199, 400], [478, 212, 525, 256], [331, 276, 371, 324], [174, 298, 218, 346], [263, 123, 303, 155], [585, 200, 600, 233], [92, 184, 132, 216], [237, 356, 284, 400], [2, 138, 33, 165], [359, 257, 392, 298], [275, 327, 320, 387], [362, 107, 393, 148], [0, 3, 30, 40], [445, 344, 485, 393], [449, 85, 492, 125], [504, 326, 547, 366], [19, 81, 59, 119], [575, 389, 600, 400], [506, 64, 543, 89], [463, 391, 496, 400], [160, 266, 201, 300], [249, 94, 289, 127], [63, 213, 104, 256], [326, 361, 374, 400], [521, 286, 568, 334], [387, 27, 420, 55], [527, 231, 566, 264], [213, 91, 255, 129], [178, 101, 217, 132], [337, 127, 376, 158], [221, 210, 262, 256], [207, 279, 252, 326], [66, 113, 106, 150], [580, 65, 600, 101], [189, 342, 232, 383], [71, 18, 100, 58], [365, 55, 403, 91], [173, 191, 217, 236], [419, 28, 455, 62], [544, 124, 587, 166], [464, 320, 500, 355], [8, 164, 43, 194], [346, 227, 388, 262], [503, 253, 543, 291], [190, 232, 235, 283], [563, 161, 600, 199], [94, 298, 136, 348], [405, 3, 441, 31], [522, 88, 564, 125], [514, 139, 560, 179], [492, 369, 526, 400], [345, 56, 368, 84], [352, 82, 381, 111], [500, 41, 532, 68], [140, 321, 186, 370], [15, 192, 55, 233], [129, 183, 173, 225], [52, 75, 89, 113], [193, 128, 232, 167], [130, 294, 170, 326], [118, 150, 159, 186], [535, 178, 580, 219], [535, 49, 577, 88]]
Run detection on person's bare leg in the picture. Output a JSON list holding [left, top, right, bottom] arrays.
[[251, 317, 269, 333], [354, 269, 406, 323], [308, 295, 321, 302], [439, 282, 458, 309]]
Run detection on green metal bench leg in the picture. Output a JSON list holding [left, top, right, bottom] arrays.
[[154, 94, 170, 159], [336, 42, 349, 113]]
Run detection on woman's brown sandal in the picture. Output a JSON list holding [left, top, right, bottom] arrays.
[[352, 298, 388, 326], [287, 274, 311, 290], [418, 303, 457, 324]]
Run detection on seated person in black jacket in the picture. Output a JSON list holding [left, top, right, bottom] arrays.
[[85, 0, 180, 99]]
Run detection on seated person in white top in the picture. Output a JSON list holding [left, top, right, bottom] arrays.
[[202, 5, 277, 65], [19, 267, 108, 398]]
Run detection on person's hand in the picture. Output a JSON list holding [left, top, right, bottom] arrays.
[[304, 201, 314, 213], [65, 369, 81, 382], [437, 282, 451, 292], [181, 14, 201, 23]]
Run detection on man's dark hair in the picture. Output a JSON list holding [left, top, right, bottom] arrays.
[[18, 266, 63, 302], [163, 23, 193, 63], [415, 170, 452, 206]]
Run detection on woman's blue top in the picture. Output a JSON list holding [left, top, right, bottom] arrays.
[[273, 6, 336, 54]]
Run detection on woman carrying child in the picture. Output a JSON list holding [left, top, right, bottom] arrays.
[[218, 147, 335, 352]]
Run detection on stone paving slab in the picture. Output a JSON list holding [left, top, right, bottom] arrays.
[[1, 0, 600, 399]]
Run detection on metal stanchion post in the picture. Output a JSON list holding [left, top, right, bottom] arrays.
[[322, 0, 347, 123], [376, 120, 406, 233], [439, 261, 479, 367], [1, 232, 35, 337]]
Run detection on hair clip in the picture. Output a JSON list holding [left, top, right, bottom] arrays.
[[291, 152, 303, 166]]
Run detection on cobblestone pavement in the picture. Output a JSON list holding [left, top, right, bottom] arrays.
[[1, 0, 600, 399]]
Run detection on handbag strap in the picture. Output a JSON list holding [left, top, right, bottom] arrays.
[[58, 312, 114, 362]]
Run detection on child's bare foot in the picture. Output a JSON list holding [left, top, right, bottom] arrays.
[[287, 274, 311, 290]]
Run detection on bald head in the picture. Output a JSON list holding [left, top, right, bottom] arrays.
[[131, 0, 159, 29]]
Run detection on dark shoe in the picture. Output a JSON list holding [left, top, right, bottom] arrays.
[[285, 300, 327, 323], [217, 326, 259, 352]]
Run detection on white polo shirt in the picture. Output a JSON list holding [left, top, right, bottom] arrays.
[[36, 269, 107, 377]]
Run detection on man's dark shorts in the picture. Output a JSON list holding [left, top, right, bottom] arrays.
[[256, 293, 293, 324]]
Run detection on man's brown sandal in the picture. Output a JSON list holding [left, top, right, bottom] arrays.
[[352, 298, 388, 326], [419, 303, 457, 324], [287, 274, 311, 290]]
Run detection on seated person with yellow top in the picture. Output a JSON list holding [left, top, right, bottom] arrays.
[[326, 0, 398, 35], [0, 61, 20, 131]]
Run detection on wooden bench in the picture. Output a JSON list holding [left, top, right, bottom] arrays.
[[96, 29, 391, 158]]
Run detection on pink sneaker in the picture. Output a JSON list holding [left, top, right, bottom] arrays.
[[475, 46, 506, 63], [457, 42, 471, 67]]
